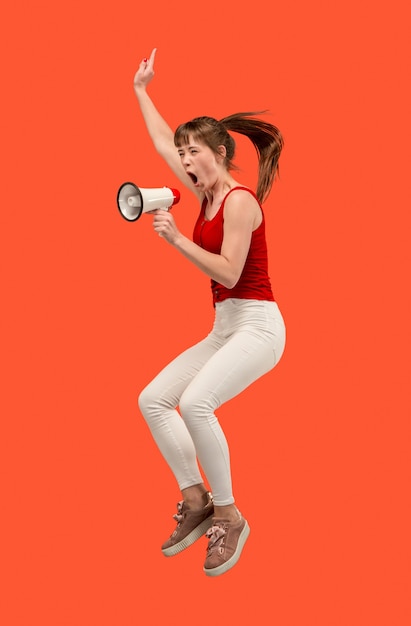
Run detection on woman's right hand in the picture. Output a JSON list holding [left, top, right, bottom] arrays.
[[134, 48, 157, 93]]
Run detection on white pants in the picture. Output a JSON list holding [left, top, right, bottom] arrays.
[[138, 299, 286, 506]]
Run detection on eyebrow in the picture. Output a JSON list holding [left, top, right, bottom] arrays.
[[178, 144, 199, 151]]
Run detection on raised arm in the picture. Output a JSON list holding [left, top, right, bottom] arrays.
[[133, 49, 201, 200]]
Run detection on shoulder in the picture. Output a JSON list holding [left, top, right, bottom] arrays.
[[223, 187, 262, 226], [224, 187, 260, 209], [226, 186, 257, 199]]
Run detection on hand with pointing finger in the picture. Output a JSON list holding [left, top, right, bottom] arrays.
[[134, 48, 157, 93]]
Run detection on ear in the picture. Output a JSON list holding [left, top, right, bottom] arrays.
[[216, 145, 227, 163]]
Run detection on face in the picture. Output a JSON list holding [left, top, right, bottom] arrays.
[[177, 135, 225, 191]]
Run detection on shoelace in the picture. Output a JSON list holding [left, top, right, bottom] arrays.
[[205, 524, 226, 553], [172, 501, 185, 525]]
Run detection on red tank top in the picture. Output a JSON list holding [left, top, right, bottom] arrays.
[[193, 186, 275, 305]]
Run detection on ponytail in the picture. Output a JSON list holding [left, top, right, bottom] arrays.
[[220, 111, 284, 204]]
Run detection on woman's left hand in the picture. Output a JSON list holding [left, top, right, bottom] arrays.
[[152, 210, 181, 245]]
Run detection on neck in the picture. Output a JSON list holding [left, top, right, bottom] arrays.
[[204, 175, 238, 206]]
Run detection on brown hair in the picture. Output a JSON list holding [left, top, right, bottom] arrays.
[[174, 111, 283, 203]]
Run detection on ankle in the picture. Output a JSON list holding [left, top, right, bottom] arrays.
[[182, 485, 209, 510], [185, 497, 205, 511], [213, 504, 241, 523]]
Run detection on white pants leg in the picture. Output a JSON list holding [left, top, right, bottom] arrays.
[[138, 299, 286, 506]]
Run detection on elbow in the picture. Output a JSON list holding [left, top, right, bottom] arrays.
[[154, 142, 166, 157], [215, 258, 243, 289], [221, 273, 241, 290]]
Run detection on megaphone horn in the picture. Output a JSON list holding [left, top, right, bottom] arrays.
[[117, 182, 180, 222]]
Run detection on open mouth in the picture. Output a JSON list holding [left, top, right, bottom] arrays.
[[187, 172, 198, 184]]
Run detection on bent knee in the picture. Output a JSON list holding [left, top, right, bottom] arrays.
[[138, 385, 155, 416], [138, 384, 177, 418], [179, 392, 216, 423]]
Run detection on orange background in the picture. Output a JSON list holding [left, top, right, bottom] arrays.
[[1, 1, 410, 624]]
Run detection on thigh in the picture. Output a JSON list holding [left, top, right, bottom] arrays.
[[181, 328, 277, 411], [140, 333, 223, 408]]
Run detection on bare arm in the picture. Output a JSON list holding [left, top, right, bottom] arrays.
[[152, 190, 260, 288], [134, 49, 201, 200]]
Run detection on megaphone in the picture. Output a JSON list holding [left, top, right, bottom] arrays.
[[117, 182, 180, 222]]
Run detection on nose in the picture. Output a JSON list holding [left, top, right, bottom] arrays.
[[182, 153, 191, 167]]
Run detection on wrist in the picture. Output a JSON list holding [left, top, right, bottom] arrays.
[[134, 84, 147, 97], [171, 232, 185, 249]]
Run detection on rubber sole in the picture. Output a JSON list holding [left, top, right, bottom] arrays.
[[161, 516, 213, 557]]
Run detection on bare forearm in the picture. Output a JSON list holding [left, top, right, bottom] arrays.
[[134, 87, 174, 152], [172, 234, 239, 289]]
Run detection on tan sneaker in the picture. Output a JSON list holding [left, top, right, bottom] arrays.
[[203, 514, 250, 576], [161, 493, 214, 557]]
